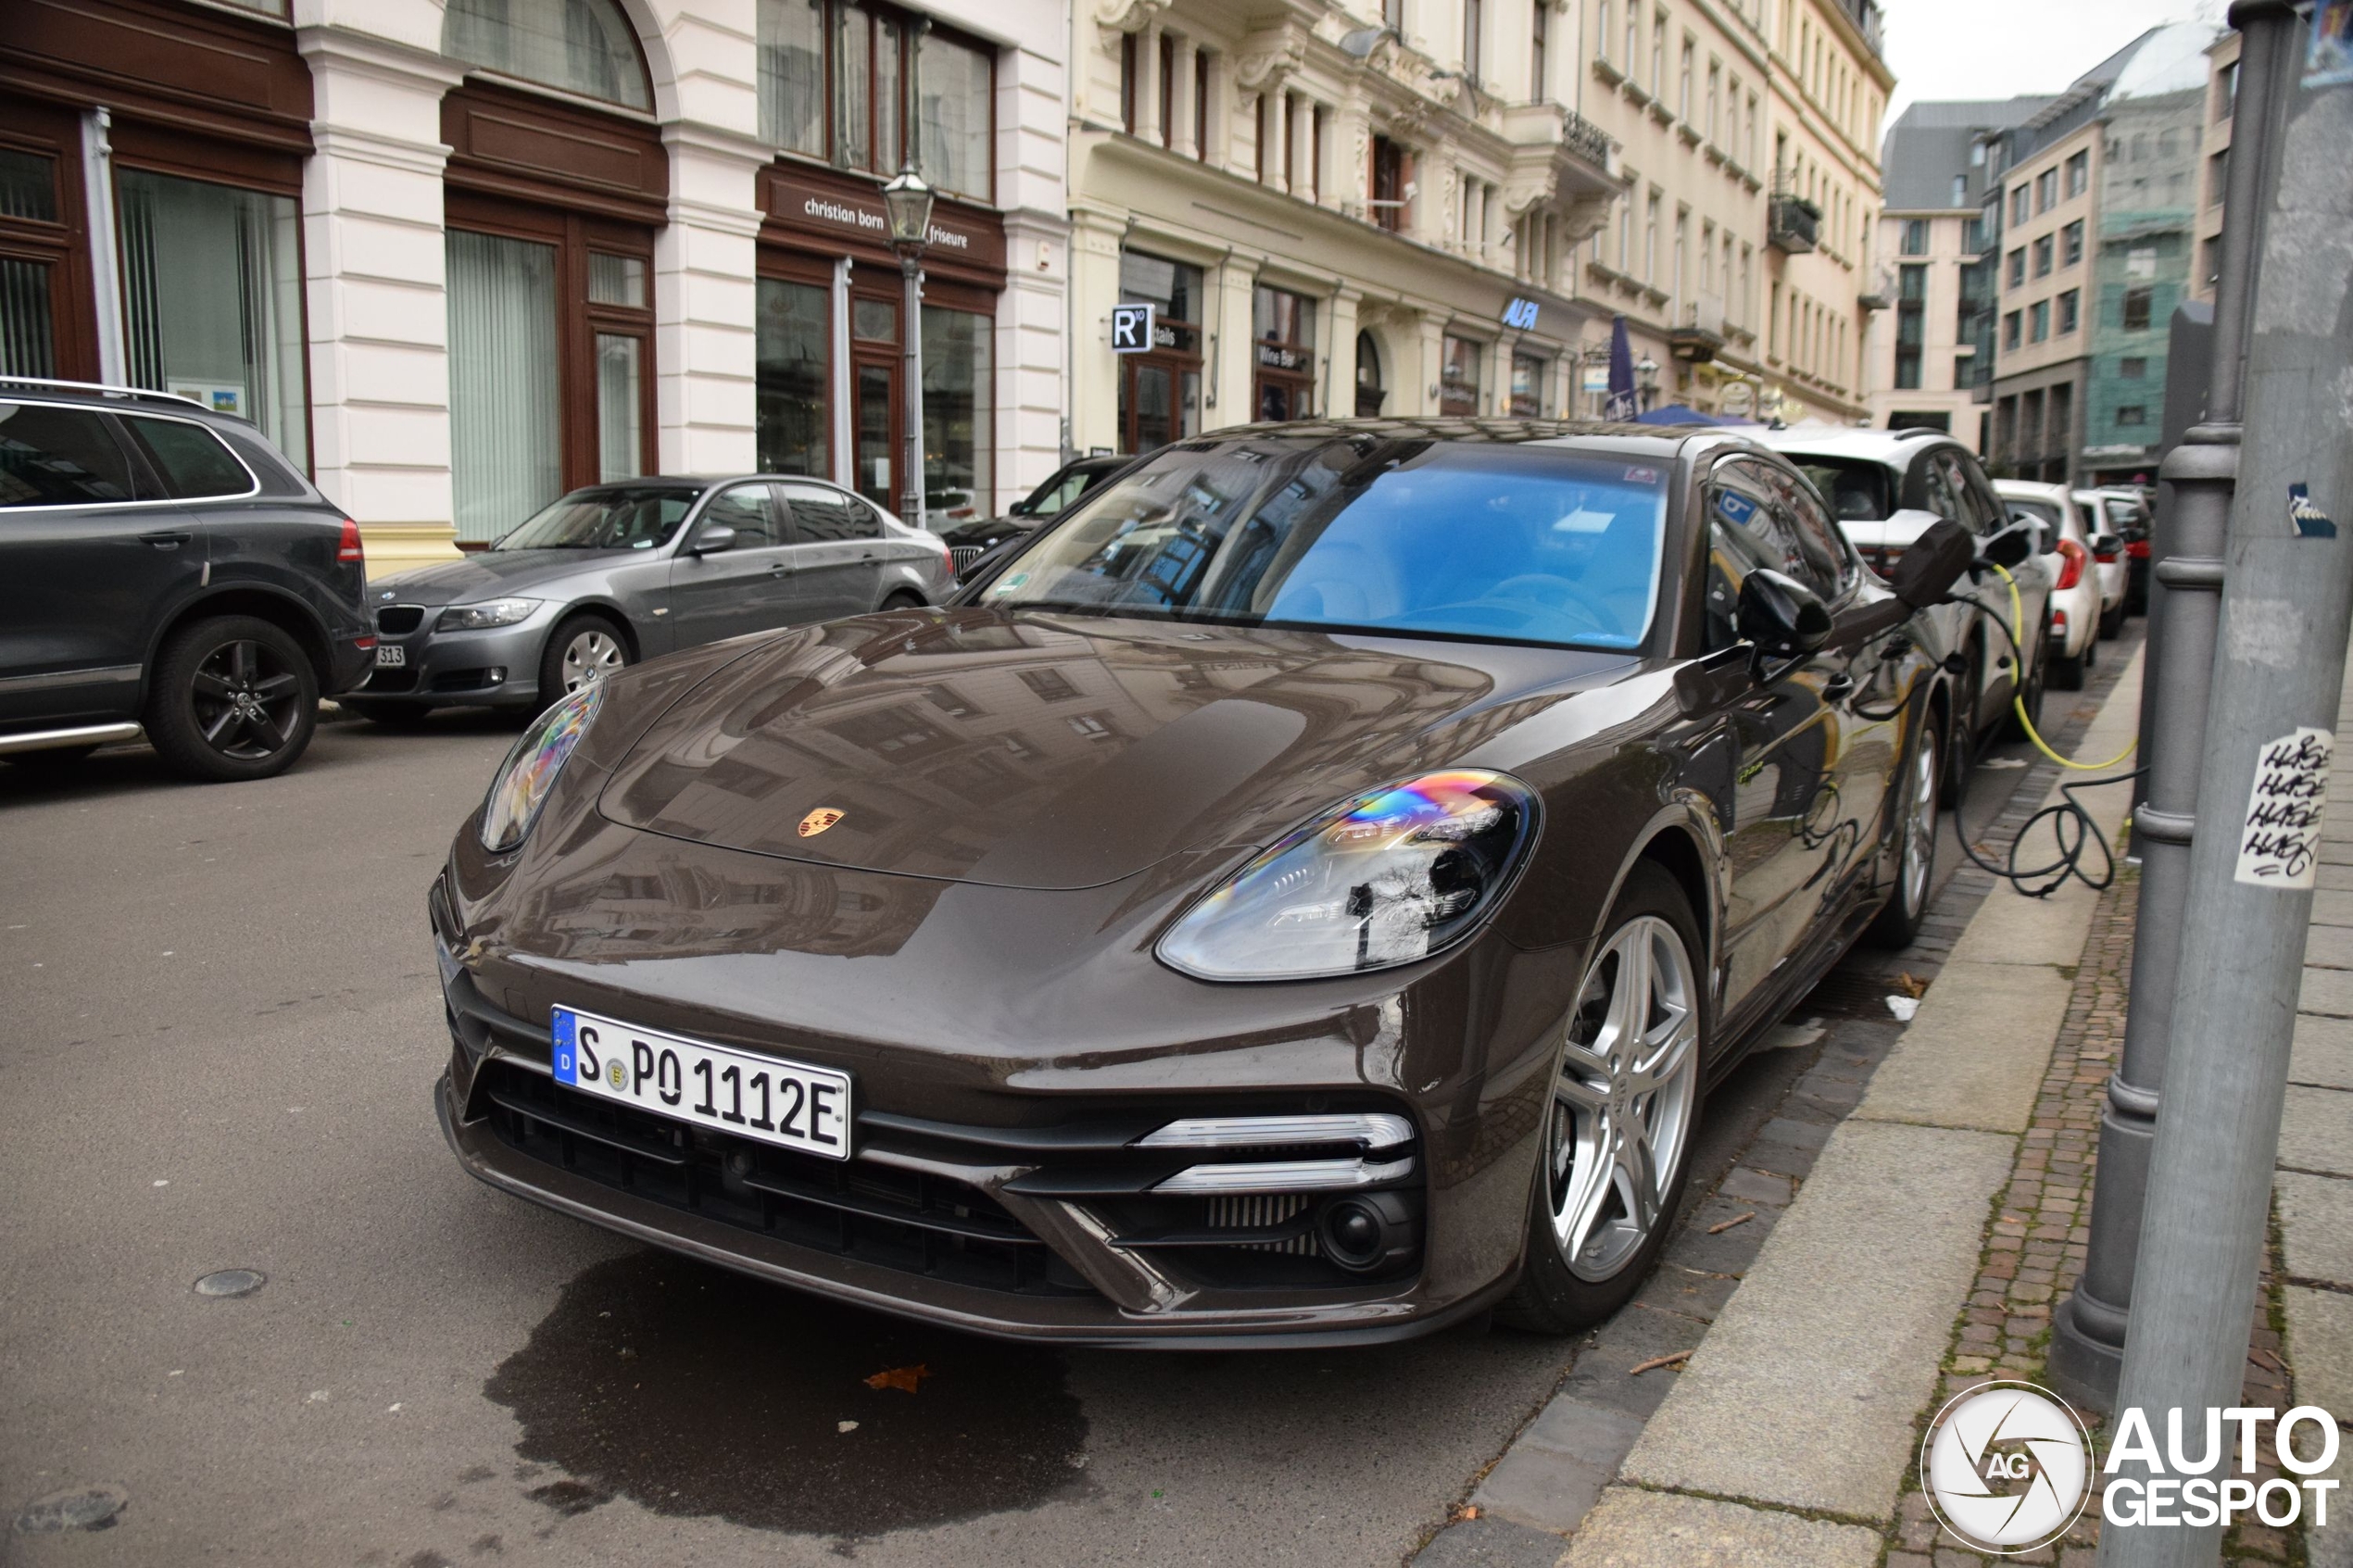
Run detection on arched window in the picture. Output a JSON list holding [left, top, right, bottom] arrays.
[[444, 0, 652, 111]]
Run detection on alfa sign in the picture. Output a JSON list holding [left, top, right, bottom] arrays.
[[1112, 304, 1155, 354], [1503, 297, 1541, 331]]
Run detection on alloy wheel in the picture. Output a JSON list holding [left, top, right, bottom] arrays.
[[1901, 725, 1939, 918], [559, 629, 625, 694], [1547, 914, 1701, 1282], [189, 639, 305, 761]]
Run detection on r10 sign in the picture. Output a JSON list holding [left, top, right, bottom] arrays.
[[1112, 303, 1155, 353]]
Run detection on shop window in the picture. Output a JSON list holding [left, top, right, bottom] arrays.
[[922, 305, 992, 521], [1114, 250, 1202, 454], [756, 277, 830, 477], [444, 0, 651, 110], [757, 0, 994, 202], [1441, 335, 1480, 416], [447, 230, 560, 541], [0, 146, 64, 377], [118, 169, 308, 472], [1354, 330, 1386, 417], [1510, 352, 1545, 417], [1252, 284, 1316, 422]]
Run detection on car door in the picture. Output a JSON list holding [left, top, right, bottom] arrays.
[[0, 400, 202, 726], [777, 481, 886, 622], [1697, 458, 1864, 1019], [664, 483, 798, 647]]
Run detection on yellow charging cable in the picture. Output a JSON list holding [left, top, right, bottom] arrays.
[[1987, 561, 2138, 771]]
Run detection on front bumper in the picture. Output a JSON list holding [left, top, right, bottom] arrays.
[[426, 822, 1566, 1344], [356, 611, 548, 708]]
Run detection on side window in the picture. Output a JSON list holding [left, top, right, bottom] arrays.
[[0, 404, 139, 508], [1711, 459, 1837, 601], [698, 484, 779, 547], [781, 483, 881, 542], [1919, 455, 1965, 529], [1771, 468, 1858, 596], [118, 416, 252, 499], [1944, 453, 2004, 535], [1029, 473, 1086, 517], [1703, 521, 1755, 654]]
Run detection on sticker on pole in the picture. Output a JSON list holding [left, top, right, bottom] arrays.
[[2306, 1, 2353, 89], [2234, 727, 2333, 888]]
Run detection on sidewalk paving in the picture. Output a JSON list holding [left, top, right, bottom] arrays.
[[1414, 649, 2156, 1566]]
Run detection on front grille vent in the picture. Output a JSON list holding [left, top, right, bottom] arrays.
[[949, 545, 984, 573], [1205, 1194, 1317, 1255], [376, 605, 425, 635]]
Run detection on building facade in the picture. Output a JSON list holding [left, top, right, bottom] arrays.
[[0, 0, 1069, 570], [2190, 28, 2238, 308], [1862, 96, 2049, 453], [1560, 0, 1887, 428], [1983, 21, 2213, 487], [1064, 0, 1626, 456]]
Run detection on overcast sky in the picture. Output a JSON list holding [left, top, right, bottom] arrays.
[[1877, 0, 2227, 130]]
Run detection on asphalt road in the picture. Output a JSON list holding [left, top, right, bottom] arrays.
[[0, 679, 2077, 1568]]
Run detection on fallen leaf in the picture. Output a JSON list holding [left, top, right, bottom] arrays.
[[2250, 1347, 2284, 1373], [1447, 1503, 1480, 1523], [1706, 1210, 1756, 1235], [1896, 972, 1928, 998], [864, 1363, 929, 1393], [1629, 1351, 1691, 1376]]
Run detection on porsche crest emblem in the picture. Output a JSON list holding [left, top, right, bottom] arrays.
[[798, 808, 846, 838]]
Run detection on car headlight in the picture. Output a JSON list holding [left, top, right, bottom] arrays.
[[441, 596, 541, 630], [1156, 770, 1540, 982], [480, 684, 602, 852]]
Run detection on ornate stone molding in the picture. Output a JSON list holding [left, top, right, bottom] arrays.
[[1234, 25, 1307, 91]]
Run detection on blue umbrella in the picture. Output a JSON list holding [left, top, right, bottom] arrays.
[[1604, 316, 1639, 421]]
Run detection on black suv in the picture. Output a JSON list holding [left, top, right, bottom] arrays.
[[0, 380, 374, 781]]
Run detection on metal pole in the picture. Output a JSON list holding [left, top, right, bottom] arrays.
[[2099, 12, 2353, 1565], [2048, 0, 2296, 1411], [900, 250, 925, 529]]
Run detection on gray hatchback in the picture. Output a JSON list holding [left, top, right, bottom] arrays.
[[350, 475, 953, 721]]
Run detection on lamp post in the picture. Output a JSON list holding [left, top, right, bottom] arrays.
[[880, 163, 933, 530], [1635, 355, 1660, 415]]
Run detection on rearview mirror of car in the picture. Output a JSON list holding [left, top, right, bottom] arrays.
[[690, 524, 738, 556], [1738, 569, 1832, 659], [2093, 533, 2123, 560]]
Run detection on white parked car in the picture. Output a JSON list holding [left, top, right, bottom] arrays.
[[2074, 489, 2135, 636], [1997, 481, 2102, 689], [1755, 425, 2056, 797]]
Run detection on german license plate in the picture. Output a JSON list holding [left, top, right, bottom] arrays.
[[551, 1006, 851, 1160], [375, 646, 406, 667]]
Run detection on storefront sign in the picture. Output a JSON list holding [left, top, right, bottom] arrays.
[[1503, 297, 1541, 331], [1254, 342, 1309, 371], [761, 163, 1006, 279], [1112, 303, 1155, 353]]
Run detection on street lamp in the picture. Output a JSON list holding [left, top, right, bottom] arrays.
[[880, 163, 934, 529], [1635, 355, 1660, 414]]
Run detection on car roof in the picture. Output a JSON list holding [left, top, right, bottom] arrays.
[[1995, 479, 2073, 500], [0, 376, 262, 435], [1751, 423, 1957, 471], [1206, 415, 1726, 466]]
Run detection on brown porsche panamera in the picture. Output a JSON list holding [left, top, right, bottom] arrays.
[[431, 419, 1974, 1347]]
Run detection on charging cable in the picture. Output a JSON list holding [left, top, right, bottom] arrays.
[[1944, 563, 2142, 897]]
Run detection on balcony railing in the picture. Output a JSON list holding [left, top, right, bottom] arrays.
[[1768, 192, 1820, 254], [1562, 108, 1612, 171]]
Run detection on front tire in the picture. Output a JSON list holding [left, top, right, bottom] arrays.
[[2098, 598, 2126, 639], [144, 615, 319, 782], [1499, 863, 1704, 1335], [535, 613, 630, 710], [1868, 715, 1940, 949]]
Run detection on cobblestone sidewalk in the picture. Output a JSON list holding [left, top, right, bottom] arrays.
[[1885, 863, 2306, 1566]]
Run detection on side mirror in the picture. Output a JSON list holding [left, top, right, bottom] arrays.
[[1738, 569, 1832, 659], [1888, 517, 1977, 608], [1981, 517, 2039, 570], [690, 524, 737, 556], [1005, 498, 1035, 518], [2092, 533, 2123, 560]]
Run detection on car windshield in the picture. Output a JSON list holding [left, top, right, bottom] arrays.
[[496, 486, 700, 550], [2007, 497, 2064, 528], [983, 439, 1669, 650], [1792, 458, 1894, 522]]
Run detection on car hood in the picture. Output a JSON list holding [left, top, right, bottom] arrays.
[[597, 608, 1640, 891], [372, 547, 648, 607]]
